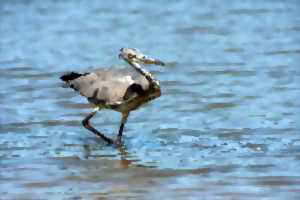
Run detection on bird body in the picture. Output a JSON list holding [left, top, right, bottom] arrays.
[[61, 66, 153, 112], [60, 48, 164, 145]]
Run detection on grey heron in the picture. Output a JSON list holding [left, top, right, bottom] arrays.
[[60, 48, 165, 145]]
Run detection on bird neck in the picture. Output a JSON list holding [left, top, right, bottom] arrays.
[[128, 61, 160, 87]]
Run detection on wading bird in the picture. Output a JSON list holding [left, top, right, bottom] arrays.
[[60, 48, 164, 145]]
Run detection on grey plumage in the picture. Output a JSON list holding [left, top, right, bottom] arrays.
[[65, 67, 149, 107], [60, 48, 165, 145]]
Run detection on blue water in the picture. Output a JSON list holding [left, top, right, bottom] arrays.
[[1, 0, 300, 199]]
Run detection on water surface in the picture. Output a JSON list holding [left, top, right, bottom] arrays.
[[1, 0, 300, 199]]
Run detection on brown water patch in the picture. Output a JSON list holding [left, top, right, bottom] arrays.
[[87, 192, 110, 196], [135, 164, 157, 169], [197, 62, 245, 67], [0, 126, 30, 133], [0, 147, 34, 151], [209, 102, 235, 109], [247, 164, 275, 169], [64, 143, 83, 147], [253, 180, 300, 186], [7, 66, 38, 71], [195, 12, 216, 20], [150, 70, 165, 75], [171, 187, 206, 192], [229, 9, 269, 15], [165, 89, 195, 95], [245, 95, 262, 99], [175, 26, 229, 36], [87, 154, 117, 158], [161, 80, 183, 86], [62, 113, 87, 117], [12, 85, 36, 92], [224, 48, 244, 53], [187, 93, 235, 101], [28, 135, 49, 139], [189, 70, 254, 76], [22, 182, 59, 188], [9, 72, 58, 79], [242, 143, 267, 150], [174, 107, 210, 113], [272, 87, 300, 91], [184, 81, 207, 86], [6, 120, 81, 127], [265, 50, 300, 55], [216, 192, 271, 198], [56, 101, 93, 109]]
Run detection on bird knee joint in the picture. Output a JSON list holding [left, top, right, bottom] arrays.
[[82, 119, 89, 127]]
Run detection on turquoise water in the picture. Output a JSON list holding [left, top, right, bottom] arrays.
[[1, 0, 300, 199]]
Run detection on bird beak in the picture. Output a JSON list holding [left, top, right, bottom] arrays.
[[138, 56, 165, 66]]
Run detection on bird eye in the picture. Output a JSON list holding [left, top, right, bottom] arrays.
[[128, 54, 136, 59]]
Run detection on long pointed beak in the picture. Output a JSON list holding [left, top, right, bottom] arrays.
[[139, 57, 165, 66]]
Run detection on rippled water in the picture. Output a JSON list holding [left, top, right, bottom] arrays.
[[1, 0, 300, 199]]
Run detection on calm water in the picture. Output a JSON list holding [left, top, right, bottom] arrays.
[[1, 0, 300, 199]]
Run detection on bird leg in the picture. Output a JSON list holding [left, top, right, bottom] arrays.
[[116, 112, 129, 145], [82, 107, 114, 144]]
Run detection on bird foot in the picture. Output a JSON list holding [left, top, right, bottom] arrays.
[[114, 136, 123, 147], [104, 137, 114, 145]]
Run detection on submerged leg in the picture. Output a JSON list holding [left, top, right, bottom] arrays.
[[116, 112, 129, 145], [82, 107, 113, 144]]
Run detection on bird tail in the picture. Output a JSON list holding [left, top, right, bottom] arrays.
[[60, 72, 84, 82], [60, 72, 89, 88]]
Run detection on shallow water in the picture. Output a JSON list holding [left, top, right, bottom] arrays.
[[1, 0, 300, 199]]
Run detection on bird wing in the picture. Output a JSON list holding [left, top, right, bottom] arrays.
[[68, 66, 149, 105]]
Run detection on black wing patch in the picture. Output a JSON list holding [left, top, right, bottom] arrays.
[[123, 83, 145, 100], [60, 72, 90, 82]]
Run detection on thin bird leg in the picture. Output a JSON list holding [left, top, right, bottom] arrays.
[[116, 112, 129, 145], [82, 107, 114, 144]]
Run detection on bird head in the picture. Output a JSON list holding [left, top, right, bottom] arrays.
[[119, 48, 165, 66]]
